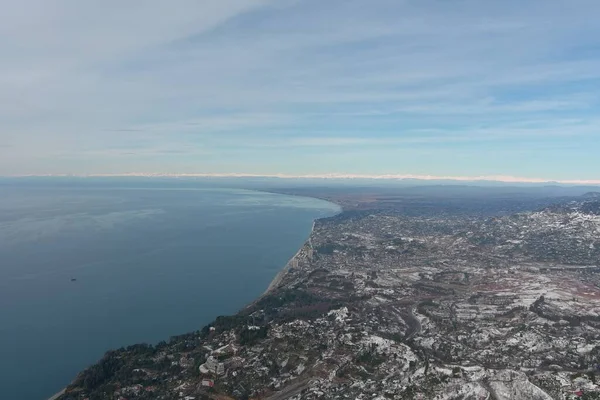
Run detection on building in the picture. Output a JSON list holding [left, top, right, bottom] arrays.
[[199, 356, 226, 376]]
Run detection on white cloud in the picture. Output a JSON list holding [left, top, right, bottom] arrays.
[[65, 172, 600, 186], [0, 0, 599, 177]]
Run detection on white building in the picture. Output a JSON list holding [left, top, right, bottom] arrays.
[[199, 356, 225, 375]]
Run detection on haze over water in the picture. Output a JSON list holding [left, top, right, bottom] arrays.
[[0, 180, 339, 400]]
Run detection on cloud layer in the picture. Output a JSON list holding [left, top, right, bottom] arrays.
[[1, 0, 599, 180]]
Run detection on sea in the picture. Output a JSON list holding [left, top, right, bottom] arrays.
[[0, 179, 340, 400]]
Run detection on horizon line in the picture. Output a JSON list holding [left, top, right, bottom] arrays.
[[3, 172, 600, 185]]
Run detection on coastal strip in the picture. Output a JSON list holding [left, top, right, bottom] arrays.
[[48, 198, 336, 400], [263, 221, 315, 295]]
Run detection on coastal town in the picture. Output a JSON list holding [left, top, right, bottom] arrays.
[[57, 193, 600, 400]]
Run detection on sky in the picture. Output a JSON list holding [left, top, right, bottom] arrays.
[[1, 0, 600, 183]]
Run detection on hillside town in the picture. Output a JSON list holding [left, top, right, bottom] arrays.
[[58, 196, 600, 400]]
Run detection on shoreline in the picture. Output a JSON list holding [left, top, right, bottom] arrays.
[[258, 189, 342, 297], [262, 221, 316, 296], [47, 192, 339, 400], [48, 389, 65, 400]]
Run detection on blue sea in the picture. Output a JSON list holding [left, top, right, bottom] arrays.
[[0, 179, 339, 400]]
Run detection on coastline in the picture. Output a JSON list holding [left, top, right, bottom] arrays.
[[47, 220, 321, 400], [48, 191, 339, 400], [48, 389, 65, 400], [263, 221, 316, 296], [258, 188, 342, 297]]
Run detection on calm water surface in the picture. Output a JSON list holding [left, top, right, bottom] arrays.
[[0, 181, 339, 399]]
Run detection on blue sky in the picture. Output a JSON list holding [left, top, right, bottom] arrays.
[[1, 0, 600, 182]]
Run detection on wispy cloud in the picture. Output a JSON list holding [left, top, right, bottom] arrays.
[[1, 0, 599, 178]]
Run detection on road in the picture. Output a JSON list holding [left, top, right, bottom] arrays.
[[265, 379, 311, 400]]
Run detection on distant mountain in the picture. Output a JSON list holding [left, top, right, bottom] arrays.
[[544, 198, 600, 215], [582, 191, 600, 199]]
